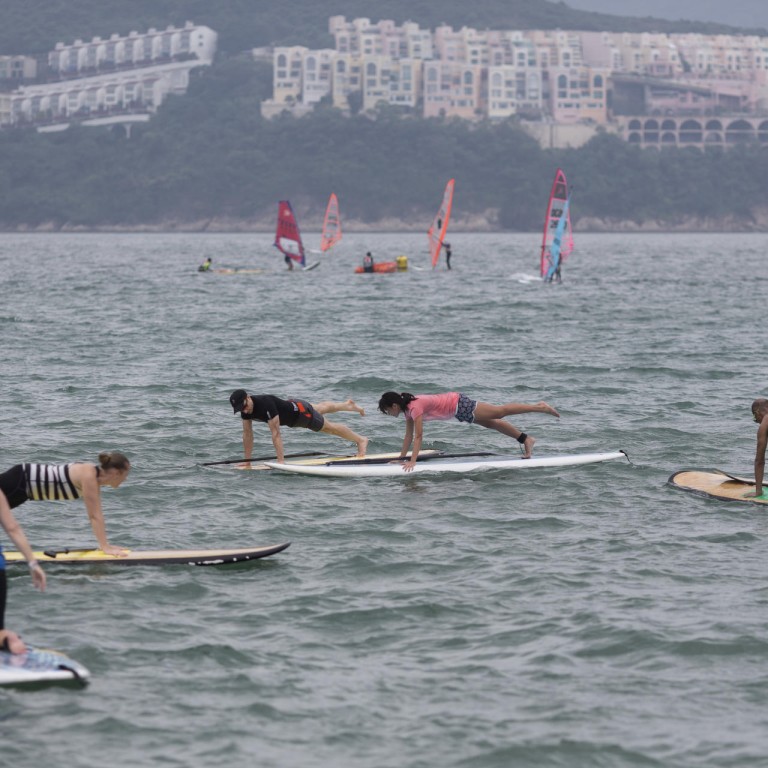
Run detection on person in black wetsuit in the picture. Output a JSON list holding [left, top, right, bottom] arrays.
[[229, 390, 369, 464]]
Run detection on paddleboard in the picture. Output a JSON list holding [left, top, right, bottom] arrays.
[[4, 543, 290, 566], [0, 647, 90, 688], [234, 450, 441, 471], [668, 470, 768, 505], [263, 451, 627, 478], [211, 268, 265, 275]]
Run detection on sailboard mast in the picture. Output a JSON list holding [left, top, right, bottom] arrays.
[[428, 179, 455, 268], [274, 200, 306, 268], [540, 169, 573, 280], [320, 193, 342, 253]]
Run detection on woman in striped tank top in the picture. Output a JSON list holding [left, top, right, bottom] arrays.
[[0, 451, 131, 558]]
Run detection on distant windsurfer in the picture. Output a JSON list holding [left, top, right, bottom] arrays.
[[362, 252, 374, 273], [230, 390, 369, 464], [378, 391, 560, 471], [198, 257, 212, 272], [744, 399, 768, 499], [443, 242, 452, 270]]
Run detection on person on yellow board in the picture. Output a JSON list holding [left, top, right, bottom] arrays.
[[0, 452, 131, 557]]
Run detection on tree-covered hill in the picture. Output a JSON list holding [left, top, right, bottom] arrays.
[[1, 0, 759, 55], [1, 55, 767, 232]]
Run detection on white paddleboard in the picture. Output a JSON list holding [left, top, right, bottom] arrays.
[[264, 451, 627, 478], [0, 647, 90, 687]]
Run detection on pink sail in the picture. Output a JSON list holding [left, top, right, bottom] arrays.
[[274, 200, 305, 267], [540, 169, 574, 279], [428, 179, 455, 268], [320, 193, 342, 253]]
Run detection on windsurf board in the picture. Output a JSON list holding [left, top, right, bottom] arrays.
[[264, 451, 627, 478], [0, 647, 90, 688], [4, 542, 290, 566], [668, 470, 768, 505]]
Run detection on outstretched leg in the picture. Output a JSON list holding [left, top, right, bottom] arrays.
[[473, 401, 559, 420], [312, 399, 365, 416], [320, 420, 369, 457]]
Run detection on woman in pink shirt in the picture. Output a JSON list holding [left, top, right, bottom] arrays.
[[378, 391, 560, 471]]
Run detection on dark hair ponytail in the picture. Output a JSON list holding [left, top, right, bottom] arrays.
[[98, 451, 130, 471], [378, 391, 417, 414]]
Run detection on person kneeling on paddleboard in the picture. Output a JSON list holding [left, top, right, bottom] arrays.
[[378, 391, 560, 471], [0, 452, 131, 558], [744, 399, 768, 499], [230, 390, 369, 465], [0, 489, 46, 654]]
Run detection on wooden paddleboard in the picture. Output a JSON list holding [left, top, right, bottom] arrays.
[[667, 470, 768, 505], [264, 451, 627, 478], [0, 647, 90, 688], [4, 543, 290, 566], [234, 450, 441, 471]]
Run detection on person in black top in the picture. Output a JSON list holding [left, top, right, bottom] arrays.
[[230, 390, 368, 464]]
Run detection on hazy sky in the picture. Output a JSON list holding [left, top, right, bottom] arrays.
[[564, 0, 768, 29]]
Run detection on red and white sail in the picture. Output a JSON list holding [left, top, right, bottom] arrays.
[[320, 193, 342, 253], [274, 200, 305, 267], [428, 179, 455, 268]]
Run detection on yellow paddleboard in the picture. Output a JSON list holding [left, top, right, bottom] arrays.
[[668, 470, 768, 505], [235, 449, 441, 471], [4, 542, 290, 566]]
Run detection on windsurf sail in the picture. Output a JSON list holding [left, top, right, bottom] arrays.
[[274, 200, 305, 267], [428, 179, 455, 268], [540, 169, 574, 280], [544, 193, 572, 283], [320, 193, 342, 253]]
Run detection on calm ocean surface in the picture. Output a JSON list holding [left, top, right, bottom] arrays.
[[0, 231, 766, 767]]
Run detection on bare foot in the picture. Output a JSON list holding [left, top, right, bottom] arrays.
[[347, 399, 365, 416], [522, 435, 535, 459], [0, 630, 27, 655], [539, 402, 560, 418], [356, 437, 369, 457]]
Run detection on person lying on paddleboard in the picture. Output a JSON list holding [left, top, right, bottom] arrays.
[[0, 489, 46, 654], [744, 399, 768, 499], [230, 390, 369, 464], [0, 452, 131, 558], [378, 391, 560, 471]]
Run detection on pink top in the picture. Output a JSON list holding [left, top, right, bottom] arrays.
[[405, 393, 460, 421]]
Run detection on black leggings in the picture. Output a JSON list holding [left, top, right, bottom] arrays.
[[0, 570, 6, 631]]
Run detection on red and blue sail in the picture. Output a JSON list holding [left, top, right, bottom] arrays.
[[274, 201, 305, 267], [544, 193, 572, 283], [540, 169, 574, 280]]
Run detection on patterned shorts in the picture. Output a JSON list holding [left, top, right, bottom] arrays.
[[454, 393, 477, 424], [291, 399, 325, 432]]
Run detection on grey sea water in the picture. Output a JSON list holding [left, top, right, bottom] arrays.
[[0, 231, 766, 767]]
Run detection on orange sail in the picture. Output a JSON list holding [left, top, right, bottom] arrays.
[[428, 179, 455, 268], [320, 193, 342, 253]]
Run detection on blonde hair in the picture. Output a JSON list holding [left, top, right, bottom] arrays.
[[98, 451, 130, 471]]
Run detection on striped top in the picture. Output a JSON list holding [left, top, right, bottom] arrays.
[[23, 463, 81, 502]]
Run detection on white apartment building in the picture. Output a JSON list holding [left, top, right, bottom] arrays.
[[2, 22, 217, 129], [48, 21, 216, 74]]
